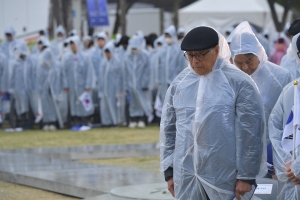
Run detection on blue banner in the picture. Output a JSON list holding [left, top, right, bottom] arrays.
[[86, 0, 109, 27]]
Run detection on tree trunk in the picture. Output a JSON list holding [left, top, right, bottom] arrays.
[[268, 0, 294, 32], [120, 0, 126, 35], [52, 0, 64, 26], [173, 0, 181, 30], [62, 0, 74, 34], [113, 1, 121, 35]]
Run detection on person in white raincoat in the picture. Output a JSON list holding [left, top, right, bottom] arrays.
[[62, 36, 94, 131], [37, 42, 63, 131], [158, 25, 186, 102], [160, 26, 265, 200], [230, 21, 291, 144], [90, 31, 107, 125], [0, 26, 18, 59], [280, 33, 300, 80], [9, 41, 37, 129], [269, 33, 300, 200], [50, 25, 66, 61], [123, 35, 151, 128], [98, 42, 122, 127]]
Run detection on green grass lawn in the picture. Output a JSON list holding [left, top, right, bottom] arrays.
[[0, 126, 160, 149]]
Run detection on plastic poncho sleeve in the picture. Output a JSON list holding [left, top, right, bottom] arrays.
[[62, 57, 69, 89], [269, 92, 292, 182], [0, 57, 8, 92], [141, 54, 150, 89], [9, 62, 17, 94], [235, 80, 264, 179], [85, 57, 94, 89], [160, 85, 177, 171]]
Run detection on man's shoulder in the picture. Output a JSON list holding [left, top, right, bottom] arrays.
[[266, 61, 290, 77], [222, 63, 254, 83]]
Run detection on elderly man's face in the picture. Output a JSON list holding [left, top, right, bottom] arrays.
[[234, 54, 260, 75], [187, 45, 219, 75]]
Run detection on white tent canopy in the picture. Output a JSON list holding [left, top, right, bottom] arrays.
[[179, 0, 292, 38]]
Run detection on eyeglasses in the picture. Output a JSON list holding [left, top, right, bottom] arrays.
[[184, 49, 212, 61]]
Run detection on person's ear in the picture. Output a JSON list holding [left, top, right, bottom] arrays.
[[213, 45, 219, 55]]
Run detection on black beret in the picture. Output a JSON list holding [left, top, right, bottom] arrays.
[[297, 35, 300, 53], [288, 18, 300, 36], [181, 26, 219, 51]]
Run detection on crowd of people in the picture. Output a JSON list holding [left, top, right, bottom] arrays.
[[159, 19, 300, 199], [0, 24, 187, 132], [0, 12, 300, 200]]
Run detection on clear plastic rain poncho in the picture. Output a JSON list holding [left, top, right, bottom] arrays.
[[230, 21, 292, 144], [50, 25, 65, 60], [280, 33, 300, 80], [37, 48, 63, 127], [158, 25, 187, 102], [0, 49, 8, 93], [123, 35, 152, 119], [0, 26, 18, 59], [149, 36, 165, 93], [269, 78, 300, 199], [98, 42, 122, 126], [90, 31, 108, 110], [9, 41, 37, 116], [32, 28, 49, 55], [160, 27, 266, 200], [62, 36, 94, 117]]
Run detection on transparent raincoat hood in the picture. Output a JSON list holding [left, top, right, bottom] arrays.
[[55, 25, 65, 37], [164, 25, 178, 43], [14, 41, 29, 57], [103, 41, 115, 53], [281, 32, 300, 80], [230, 21, 291, 144], [5, 26, 15, 37], [160, 26, 265, 199], [96, 31, 108, 41]]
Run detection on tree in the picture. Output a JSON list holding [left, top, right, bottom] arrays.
[[173, 0, 181, 30], [50, 0, 73, 35], [268, 0, 295, 32], [112, 0, 139, 35]]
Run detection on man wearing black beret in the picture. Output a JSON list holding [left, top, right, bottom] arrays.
[[160, 26, 264, 200]]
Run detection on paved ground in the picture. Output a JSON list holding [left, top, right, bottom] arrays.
[[0, 126, 160, 200]]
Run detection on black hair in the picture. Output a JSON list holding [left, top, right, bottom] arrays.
[[118, 35, 130, 46], [39, 30, 45, 36], [297, 36, 300, 52], [288, 18, 300, 36], [278, 38, 285, 44], [88, 40, 94, 48]]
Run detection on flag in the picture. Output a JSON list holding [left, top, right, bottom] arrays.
[[282, 85, 300, 153], [35, 98, 43, 123], [79, 92, 93, 112]]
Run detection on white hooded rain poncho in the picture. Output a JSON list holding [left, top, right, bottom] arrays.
[[62, 36, 94, 118], [124, 35, 152, 120], [50, 25, 66, 60], [0, 26, 18, 59], [160, 27, 266, 200], [158, 25, 187, 102], [280, 32, 300, 80], [230, 21, 292, 143], [98, 42, 122, 126], [37, 48, 63, 128], [9, 41, 37, 116], [269, 78, 300, 199]]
